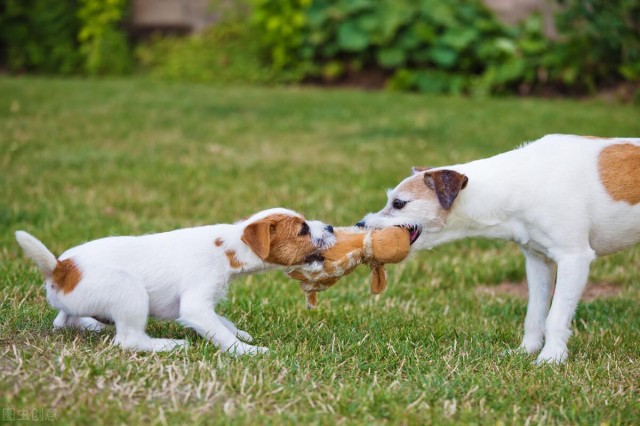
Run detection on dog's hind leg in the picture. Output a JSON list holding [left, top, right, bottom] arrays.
[[519, 248, 555, 354], [536, 250, 595, 364], [71, 264, 185, 352], [53, 311, 106, 332]]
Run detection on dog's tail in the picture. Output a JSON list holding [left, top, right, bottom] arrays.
[[15, 231, 58, 278]]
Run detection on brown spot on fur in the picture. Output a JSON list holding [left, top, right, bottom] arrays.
[[225, 250, 244, 268], [599, 143, 640, 204], [215, 238, 223, 247], [242, 214, 318, 266], [52, 258, 82, 294]]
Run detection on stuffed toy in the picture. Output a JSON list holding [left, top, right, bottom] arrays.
[[285, 226, 411, 308]]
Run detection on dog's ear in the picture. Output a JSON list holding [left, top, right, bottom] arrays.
[[241, 220, 272, 259], [411, 166, 431, 175], [424, 170, 468, 210]]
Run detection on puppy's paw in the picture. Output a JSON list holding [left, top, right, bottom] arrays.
[[225, 342, 268, 356], [78, 317, 107, 333], [150, 338, 187, 352], [236, 329, 254, 343]]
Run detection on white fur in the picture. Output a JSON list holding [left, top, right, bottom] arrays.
[[360, 134, 640, 364], [16, 208, 335, 355]]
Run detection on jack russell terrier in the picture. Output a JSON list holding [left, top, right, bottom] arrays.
[[357, 134, 639, 363], [16, 208, 335, 355]]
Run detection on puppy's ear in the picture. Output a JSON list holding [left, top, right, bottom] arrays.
[[424, 170, 468, 210], [411, 166, 431, 175], [241, 220, 272, 259]]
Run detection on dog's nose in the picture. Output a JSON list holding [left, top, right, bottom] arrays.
[[355, 221, 365, 228], [325, 225, 334, 234]]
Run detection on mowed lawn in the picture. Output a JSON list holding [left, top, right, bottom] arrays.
[[1, 77, 639, 425]]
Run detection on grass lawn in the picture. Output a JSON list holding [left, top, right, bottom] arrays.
[[1, 77, 639, 425]]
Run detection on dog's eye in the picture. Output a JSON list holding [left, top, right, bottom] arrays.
[[392, 199, 408, 209], [299, 222, 310, 236]]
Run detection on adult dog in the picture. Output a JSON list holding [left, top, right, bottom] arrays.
[[357, 134, 639, 363]]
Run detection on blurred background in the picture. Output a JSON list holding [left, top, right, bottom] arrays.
[[1, 0, 638, 101]]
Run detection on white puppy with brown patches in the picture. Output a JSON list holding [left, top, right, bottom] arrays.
[[16, 208, 335, 355], [358, 134, 640, 364]]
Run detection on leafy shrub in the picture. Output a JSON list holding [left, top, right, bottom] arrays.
[[250, 0, 639, 95], [136, 21, 290, 84], [77, 0, 133, 75], [548, 0, 640, 91], [0, 0, 82, 74], [0, 0, 131, 75]]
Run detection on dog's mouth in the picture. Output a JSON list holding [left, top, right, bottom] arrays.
[[303, 252, 325, 264], [396, 225, 422, 245]]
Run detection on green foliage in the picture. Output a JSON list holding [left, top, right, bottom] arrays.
[[136, 22, 290, 84], [250, 0, 640, 95], [77, 0, 133, 75], [549, 0, 640, 90], [250, 0, 312, 71], [0, 0, 131, 75], [0, 0, 82, 74]]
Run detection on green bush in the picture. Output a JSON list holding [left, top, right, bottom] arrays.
[[0, 0, 131, 75], [0, 0, 82, 74], [136, 22, 289, 84], [77, 0, 133, 75], [548, 0, 640, 91], [250, 0, 639, 95]]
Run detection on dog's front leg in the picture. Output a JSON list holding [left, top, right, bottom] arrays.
[[520, 248, 555, 354], [217, 315, 254, 342], [178, 292, 267, 356], [536, 251, 594, 364]]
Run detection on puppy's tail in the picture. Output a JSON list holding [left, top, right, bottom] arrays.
[[15, 231, 58, 278]]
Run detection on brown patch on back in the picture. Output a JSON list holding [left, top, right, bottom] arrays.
[[476, 281, 622, 302], [225, 250, 244, 268], [52, 258, 82, 294], [598, 143, 640, 204], [214, 238, 224, 247]]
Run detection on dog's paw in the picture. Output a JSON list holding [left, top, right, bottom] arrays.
[[150, 338, 187, 352], [535, 344, 568, 365], [519, 336, 543, 354], [78, 317, 107, 333], [225, 342, 268, 356], [236, 329, 254, 343]]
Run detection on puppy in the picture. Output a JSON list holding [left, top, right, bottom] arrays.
[[358, 134, 640, 363], [16, 208, 335, 355]]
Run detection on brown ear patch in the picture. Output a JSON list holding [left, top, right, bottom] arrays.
[[52, 258, 82, 294], [424, 170, 468, 210], [241, 220, 272, 259], [599, 143, 640, 204], [225, 250, 244, 268]]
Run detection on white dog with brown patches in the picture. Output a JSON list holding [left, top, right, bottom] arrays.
[[16, 208, 335, 355], [358, 134, 640, 364]]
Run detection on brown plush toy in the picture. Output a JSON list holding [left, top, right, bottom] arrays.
[[285, 227, 411, 308]]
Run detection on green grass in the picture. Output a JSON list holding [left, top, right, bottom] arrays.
[[1, 77, 639, 425]]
